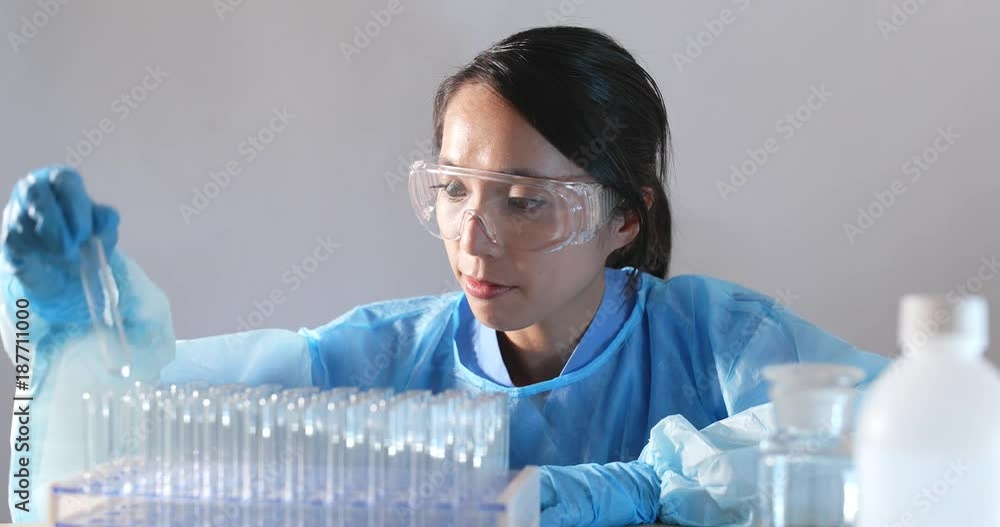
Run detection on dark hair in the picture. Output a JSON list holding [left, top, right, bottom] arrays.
[[431, 26, 673, 278]]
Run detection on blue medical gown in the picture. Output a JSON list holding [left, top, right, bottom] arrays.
[[2, 253, 889, 525]]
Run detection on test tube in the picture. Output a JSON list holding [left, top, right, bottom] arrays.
[[426, 393, 455, 508], [135, 384, 158, 495], [343, 392, 367, 497], [174, 390, 191, 497], [468, 395, 500, 500], [74, 384, 516, 523], [153, 386, 174, 496], [257, 391, 282, 501], [305, 389, 347, 500], [198, 394, 216, 499], [116, 383, 146, 491], [496, 394, 510, 472], [239, 384, 280, 500], [409, 392, 432, 506], [279, 396, 304, 502], [82, 390, 112, 474], [79, 236, 132, 379], [322, 389, 358, 504], [176, 383, 207, 497], [278, 388, 317, 500], [366, 393, 389, 505], [301, 395, 322, 501], [209, 384, 248, 499]]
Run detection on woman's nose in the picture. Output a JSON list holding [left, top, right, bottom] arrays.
[[458, 210, 504, 257]]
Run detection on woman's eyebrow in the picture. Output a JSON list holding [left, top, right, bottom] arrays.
[[438, 156, 547, 180], [498, 167, 547, 179]]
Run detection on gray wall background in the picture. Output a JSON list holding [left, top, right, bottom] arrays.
[[1, 0, 998, 521]]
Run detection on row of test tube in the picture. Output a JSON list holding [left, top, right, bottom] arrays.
[[81, 382, 510, 508]]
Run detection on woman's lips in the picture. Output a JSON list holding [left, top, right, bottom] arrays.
[[463, 275, 516, 300]]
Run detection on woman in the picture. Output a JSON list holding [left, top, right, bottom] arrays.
[[2, 26, 887, 525]]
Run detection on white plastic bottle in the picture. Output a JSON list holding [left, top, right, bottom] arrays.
[[856, 294, 1000, 527]]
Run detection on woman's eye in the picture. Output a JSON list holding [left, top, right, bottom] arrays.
[[431, 181, 467, 199], [508, 196, 547, 213]]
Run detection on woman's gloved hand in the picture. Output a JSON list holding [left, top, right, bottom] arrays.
[[1, 166, 179, 525], [1, 165, 120, 324]]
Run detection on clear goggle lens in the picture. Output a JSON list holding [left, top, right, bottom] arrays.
[[408, 161, 620, 253]]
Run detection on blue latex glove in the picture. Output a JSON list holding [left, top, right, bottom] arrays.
[[540, 461, 661, 526], [1, 165, 120, 325], [535, 410, 768, 527], [1, 166, 176, 523]]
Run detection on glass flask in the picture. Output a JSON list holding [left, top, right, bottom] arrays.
[[757, 363, 865, 527]]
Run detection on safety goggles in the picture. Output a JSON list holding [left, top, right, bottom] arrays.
[[408, 160, 622, 253]]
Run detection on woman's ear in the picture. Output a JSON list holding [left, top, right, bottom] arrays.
[[610, 187, 653, 251], [641, 186, 654, 210]]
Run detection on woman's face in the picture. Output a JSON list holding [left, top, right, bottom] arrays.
[[438, 83, 633, 331]]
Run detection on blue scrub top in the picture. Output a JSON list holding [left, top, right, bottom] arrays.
[[260, 268, 885, 469]]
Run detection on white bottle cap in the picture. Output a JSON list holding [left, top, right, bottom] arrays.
[[898, 294, 989, 353]]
